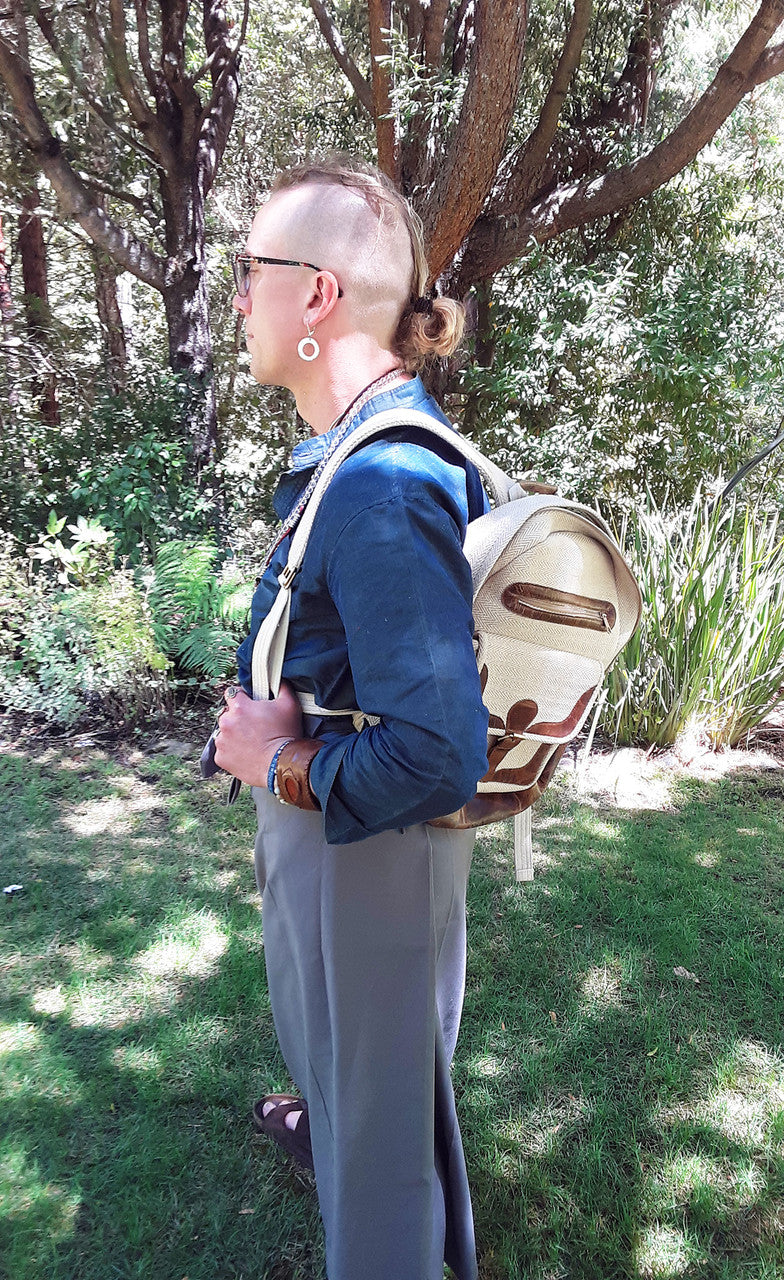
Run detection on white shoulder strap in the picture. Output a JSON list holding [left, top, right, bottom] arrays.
[[284, 408, 513, 578], [251, 407, 510, 700]]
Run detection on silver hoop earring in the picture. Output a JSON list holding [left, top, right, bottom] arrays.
[[297, 323, 320, 362]]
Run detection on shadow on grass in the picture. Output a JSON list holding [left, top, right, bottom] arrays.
[[2, 748, 784, 1279], [461, 769, 784, 1279], [0, 747, 324, 1280]]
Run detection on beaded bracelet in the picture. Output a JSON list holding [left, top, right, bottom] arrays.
[[267, 739, 294, 797]]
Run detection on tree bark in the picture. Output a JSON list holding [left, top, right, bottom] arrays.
[[18, 189, 58, 426], [367, 0, 396, 179], [456, 0, 784, 290], [160, 167, 216, 466], [92, 248, 128, 394], [308, 0, 373, 112], [0, 0, 247, 466], [0, 213, 20, 407], [421, 0, 529, 283]]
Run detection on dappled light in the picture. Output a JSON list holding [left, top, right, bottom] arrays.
[[632, 1222, 707, 1278], [0, 1144, 81, 1253], [135, 909, 228, 979], [579, 961, 624, 1011], [2, 729, 784, 1275], [64, 784, 167, 838]]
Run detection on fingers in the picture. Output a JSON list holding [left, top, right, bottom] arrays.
[[224, 683, 249, 710]]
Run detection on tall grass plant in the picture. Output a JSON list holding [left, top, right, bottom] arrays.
[[602, 492, 784, 749]]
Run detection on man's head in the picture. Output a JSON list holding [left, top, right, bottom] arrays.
[[267, 158, 427, 349], [233, 155, 463, 389]]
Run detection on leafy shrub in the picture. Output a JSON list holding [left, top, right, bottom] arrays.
[[0, 530, 168, 729], [601, 493, 784, 749], [0, 368, 219, 558], [145, 540, 252, 681], [27, 512, 115, 586], [68, 372, 219, 560]]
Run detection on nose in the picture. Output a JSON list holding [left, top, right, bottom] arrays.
[[233, 290, 250, 315]]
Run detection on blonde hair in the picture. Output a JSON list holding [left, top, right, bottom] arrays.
[[272, 156, 464, 372]]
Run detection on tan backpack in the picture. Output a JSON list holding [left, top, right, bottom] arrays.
[[251, 408, 642, 879]]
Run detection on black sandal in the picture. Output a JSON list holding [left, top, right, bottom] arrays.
[[253, 1094, 314, 1171]]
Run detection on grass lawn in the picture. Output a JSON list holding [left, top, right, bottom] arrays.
[[1, 736, 783, 1279]]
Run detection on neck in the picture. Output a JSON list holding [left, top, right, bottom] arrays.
[[294, 353, 411, 435]]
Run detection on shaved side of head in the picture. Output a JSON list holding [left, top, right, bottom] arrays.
[[251, 156, 463, 372], [259, 176, 421, 346]]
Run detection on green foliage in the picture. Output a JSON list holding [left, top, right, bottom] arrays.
[[146, 540, 252, 680], [461, 203, 784, 507], [0, 368, 218, 559], [0, 530, 168, 729], [28, 512, 114, 586], [602, 493, 784, 749], [67, 372, 219, 561]]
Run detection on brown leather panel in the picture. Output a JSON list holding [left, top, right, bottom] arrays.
[[276, 738, 325, 810], [515, 481, 558, 495], [501, 582, 616, 632], [484, 740, 552, 787], [506, 700, 539, 734], [428, 745, 567, 829], [527, 686, 596, 738]]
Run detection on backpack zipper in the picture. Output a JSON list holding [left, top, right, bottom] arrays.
[[502, 583, 616, 632]]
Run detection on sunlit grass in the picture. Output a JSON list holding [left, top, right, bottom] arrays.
[[1, 743, 784, 1278]]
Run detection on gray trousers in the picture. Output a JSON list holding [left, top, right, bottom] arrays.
[[252, 786, 478, 1280]]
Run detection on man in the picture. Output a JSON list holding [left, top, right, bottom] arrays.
[[214, 157, 488, 1280]]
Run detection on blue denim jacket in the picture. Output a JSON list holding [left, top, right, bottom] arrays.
[[236, 376, 489, 844]]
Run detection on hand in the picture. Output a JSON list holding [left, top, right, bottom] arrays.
[[213, 682, 303, 787]]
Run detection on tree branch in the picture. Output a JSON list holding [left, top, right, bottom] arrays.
[[406, 0, 425, 56], [159, 0, 187, 95], [308, 0, 373, 114], [105, 0, 159, 131], [0, 20, 165, 290], [196, 0, 248, 196], [457, 0, 784, 289], [423, 0, 449, 71], [82, 175, 151, 215], [421, 0, 529, 283], [31, 4, 160, 166], [493, 0, 592, 214], [133, 0, 162, 99], [368, 0, 395, 177], [753, 37, 784, 82], [450, 0, 474, 76]]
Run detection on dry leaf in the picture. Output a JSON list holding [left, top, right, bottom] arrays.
[[549, 1010, 557, 1024], [673, 966, 700, 984]]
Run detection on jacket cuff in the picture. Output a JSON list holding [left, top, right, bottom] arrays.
[[276, 738, 325, 810]]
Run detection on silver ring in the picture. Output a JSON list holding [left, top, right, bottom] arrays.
[[226, 685, 238, 699]]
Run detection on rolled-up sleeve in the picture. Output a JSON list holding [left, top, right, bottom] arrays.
[[307, 447, 489, 844]]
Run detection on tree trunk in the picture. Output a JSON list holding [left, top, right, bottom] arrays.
[[160, 172, 217, 467], [0, 0, 246, 469], [18, 189, 58, 427], [0, 212, 20, 407], [92, 248, 127, 394]]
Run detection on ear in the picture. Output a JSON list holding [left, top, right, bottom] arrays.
[[303, 270, 342, 329]]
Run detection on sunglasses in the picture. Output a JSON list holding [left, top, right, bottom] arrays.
[[232, 253, 342, 298]]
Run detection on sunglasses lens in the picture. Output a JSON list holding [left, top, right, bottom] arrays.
[[234, 257, 250, 296]]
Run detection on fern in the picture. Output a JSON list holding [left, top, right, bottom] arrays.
[[147, 540, 252, 679]]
